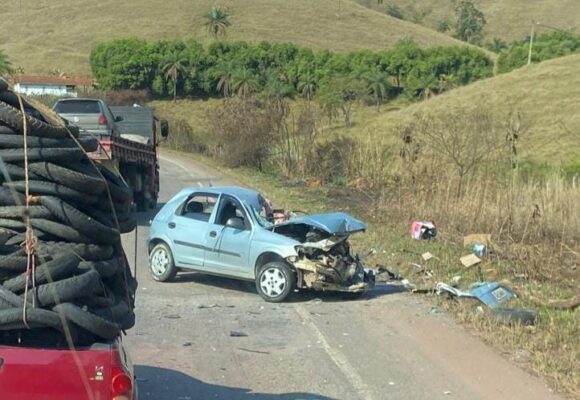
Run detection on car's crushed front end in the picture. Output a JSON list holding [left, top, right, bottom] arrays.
[[271, 213, 375, 293]]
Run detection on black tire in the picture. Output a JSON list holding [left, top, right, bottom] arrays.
[[0, 227, 16, 245], [0, 205, 52, 220], [5, 181, 99, 205], [30, 163, 107, 195], [0, 218, 26, 231], [0, 101, 73, 139], [78, 258, 120, 278], [35, 241, 114, 262], [491, 308, 537, 326], [255, 261, 295, 303], [0, 254, 28, 272], [0, 187, 25, 206], [26, 269, 101, 307], [41, 197, 120, 244], [30, 219, 93, 244], [0, 134, 98, 151], [2, 254, 80, 294], [0, 308, 64, 331], [0, 286, 26, 308], [0, 163, 41, 182], [149, 242, 177, 282], [0, 78, 7, 92], [53, 302, 120, 340], [117, 215, 137, 233], [97, 165, 132, 204], [0, 147, 86, 164], [4, 229, 53, 246]]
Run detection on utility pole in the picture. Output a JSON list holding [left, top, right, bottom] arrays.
[[527, 21, 536, 65]]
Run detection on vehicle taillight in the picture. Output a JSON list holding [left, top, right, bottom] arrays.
[[98, 113, 108, 126], [111, 365, 133, 400]]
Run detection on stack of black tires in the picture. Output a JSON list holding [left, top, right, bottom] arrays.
[[0, 78, 137, 346]]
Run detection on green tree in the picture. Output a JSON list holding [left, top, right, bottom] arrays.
[[486, 37, 507, 53], [231, 67, 260, 98], [363, 70, 390, 109], [385, 5, 404, 20], [297, 70, 317, 101], [205, 6, 232, 40], [437, 19, 450, 33], [317, 75, 365, 127], [0, 50, 13, 75], [162, 51, 188, 102], [454, 0, 486, 44]]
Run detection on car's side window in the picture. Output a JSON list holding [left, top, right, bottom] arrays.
[[179, 194, 218, 222], [215, 196, 248, 229]]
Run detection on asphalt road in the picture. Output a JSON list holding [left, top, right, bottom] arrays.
[[122, 152, 560, 400]]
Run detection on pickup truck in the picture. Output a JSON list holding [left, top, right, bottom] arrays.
[[53, 99, 169, 211], [0, 336, 136, 400]]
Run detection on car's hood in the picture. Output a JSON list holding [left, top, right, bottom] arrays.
[[276, 212, 366, 235]]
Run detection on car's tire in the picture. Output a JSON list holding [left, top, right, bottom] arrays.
[[30, 163, 107, 195], [26, 269, 101, 307], [0, 205, 53, 220], [0, 148, 86, 163], [491, 308, 537, 326], [41, 197, 120, 244], [0, 101, 72, 139], [149, 242, 177, 282], [97, 165, 132, 204], [30, 219, 93, 244], [0, 187, 25, 206], [5, 181, 99, 205], [0, 163, 41, 182], [78, 258, 120, 278], [0, 134, 97, 151], [35, 241, 114, 262], [53, 302, 120, 340], [256, 261, 295, 303], [0, 308, 64, 331]]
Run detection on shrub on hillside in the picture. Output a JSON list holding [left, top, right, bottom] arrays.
[[498, 31, 580, 73]]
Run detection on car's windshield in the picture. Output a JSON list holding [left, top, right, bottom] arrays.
[[245, 195, 273, 228]]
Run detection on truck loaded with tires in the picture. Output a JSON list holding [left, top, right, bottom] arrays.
[[0, 78, 138, 399], [53, 99, 169, 211]]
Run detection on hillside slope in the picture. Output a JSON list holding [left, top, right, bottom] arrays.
[[366, 54, 580, 164], [1, 0, 467, 74], [355, 0, 580, 42]]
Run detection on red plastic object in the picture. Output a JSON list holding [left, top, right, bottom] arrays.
[[0, 337, 134, 400]]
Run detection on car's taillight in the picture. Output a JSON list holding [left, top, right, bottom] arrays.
[[98, 113, 108, 126], [111, 365, 133, 400]]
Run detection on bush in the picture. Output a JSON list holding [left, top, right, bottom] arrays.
[[498, 31, 580, 73]]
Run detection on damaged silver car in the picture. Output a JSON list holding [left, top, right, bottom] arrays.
[[148, 186, 375, 302]]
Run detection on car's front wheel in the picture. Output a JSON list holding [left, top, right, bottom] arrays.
[[149, 242, 177, 282], [256, 261, 295, 303]]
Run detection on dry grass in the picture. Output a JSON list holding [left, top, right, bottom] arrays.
[[1, 0, 467, 74], [355, 0, 580, 41], [356, 54, 580, 165]]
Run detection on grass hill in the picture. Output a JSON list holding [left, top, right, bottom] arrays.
[[1, 0, 468, 75], [362, 54, 580, 165], [355, 0, 580, 42]]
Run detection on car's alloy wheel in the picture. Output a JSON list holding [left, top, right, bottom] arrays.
[[256, 261, 295, 302], [149, 242, 177, 282]]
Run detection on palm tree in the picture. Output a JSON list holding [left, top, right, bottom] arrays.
[[162, 51, 188, 102], [231, 68, 260, 99], [204, 6, 231, 40], [486, 37, 508, 53], [438, 74, 458, 93], [297, 71, 316, 101], [363, 71, 390, 109], [0, 49, 12, 75], [211, 61, 237, 97]]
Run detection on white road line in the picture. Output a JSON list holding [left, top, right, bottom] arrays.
[[295, 305, 375, 400]]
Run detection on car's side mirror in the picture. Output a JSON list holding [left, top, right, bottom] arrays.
[[114, 115, 124, 122], [226, 217, 245, 230], [160, 119, 169, 138]]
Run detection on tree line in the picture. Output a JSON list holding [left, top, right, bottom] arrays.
[[90, 38, 493, 103]]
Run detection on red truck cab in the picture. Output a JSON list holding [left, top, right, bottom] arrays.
[[0, 336, 136, 400]]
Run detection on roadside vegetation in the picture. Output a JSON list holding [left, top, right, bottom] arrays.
[[1, 0, 468, 74]]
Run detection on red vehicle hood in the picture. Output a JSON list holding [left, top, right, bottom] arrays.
[[0, 342, 115, 400]]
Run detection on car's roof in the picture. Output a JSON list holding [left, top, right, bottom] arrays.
[[184, 186, 262, 207], [56, 98, 102, 102]]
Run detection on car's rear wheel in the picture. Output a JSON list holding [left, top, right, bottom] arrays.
[[256, 261, 295, 303], [149, 242, 176, 282]]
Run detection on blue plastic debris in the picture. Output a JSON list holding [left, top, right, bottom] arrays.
[[469, 282, 515, 308], [436, 282, 515, 308], [472, 243, 487, 257]]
